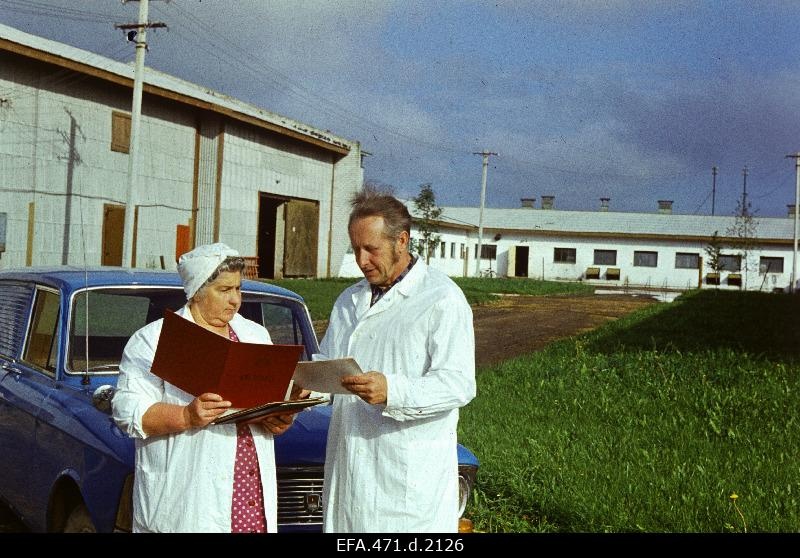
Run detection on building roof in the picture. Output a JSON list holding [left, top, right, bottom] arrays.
[[0, 23, 354, 156], [409, 203, 796, 245]]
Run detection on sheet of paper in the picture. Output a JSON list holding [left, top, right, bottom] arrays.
[[292, 357, 363, 394]]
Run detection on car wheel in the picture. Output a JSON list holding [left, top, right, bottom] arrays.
[[63, 502, 96, 533]]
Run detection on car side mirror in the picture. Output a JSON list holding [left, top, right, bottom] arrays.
[[92, 384, 116, 414]]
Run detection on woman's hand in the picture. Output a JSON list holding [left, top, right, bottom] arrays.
[[183, 392, 232, 429], [259, 411, 299, 435]]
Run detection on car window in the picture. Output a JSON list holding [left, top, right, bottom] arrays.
[[66, 288, 313, 374], [22, 288, 60, 376], [68, 288, 185, 374], [239, 295, 312, 360]]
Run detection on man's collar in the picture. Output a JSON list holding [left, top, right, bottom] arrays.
[[370, 254, 417, 305]]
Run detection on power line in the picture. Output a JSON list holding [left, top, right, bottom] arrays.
[[0, 0, 120, 24], [152, 2, 470, 156]]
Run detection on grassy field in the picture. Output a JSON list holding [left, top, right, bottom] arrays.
[[459, 290, 800, 532], [264, 277, 799, 532], [263, 278, 354, 321], [264, 276, 594, 320]]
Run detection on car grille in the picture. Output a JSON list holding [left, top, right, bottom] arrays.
[[277, 466, 324, 527]]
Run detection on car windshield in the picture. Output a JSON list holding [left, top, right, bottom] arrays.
[[67, 287, 312, 375]]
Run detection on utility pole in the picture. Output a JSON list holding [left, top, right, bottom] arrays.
[[472, 150, 497, 277], [711, 165, 717, 216], [116, 0, 166, 268], [786, 153, 800, 293], [741, 165, 748, 211]]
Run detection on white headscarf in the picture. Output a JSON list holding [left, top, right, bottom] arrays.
[[177, 242, 240, 299]]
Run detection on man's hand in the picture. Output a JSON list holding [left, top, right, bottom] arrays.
[[290, 384, 312, 400], [183, 392, 231, 429], [341, 372, 387, 405]]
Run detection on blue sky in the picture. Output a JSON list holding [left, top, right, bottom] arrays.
[[3, 0, 800, 217]]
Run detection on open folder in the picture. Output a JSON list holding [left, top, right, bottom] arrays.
[[150, 310, 325, 423]]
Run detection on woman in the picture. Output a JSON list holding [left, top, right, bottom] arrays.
[[112, 242, 297, 533]]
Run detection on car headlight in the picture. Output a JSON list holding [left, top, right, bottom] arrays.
[[457, 464, 478, 517]]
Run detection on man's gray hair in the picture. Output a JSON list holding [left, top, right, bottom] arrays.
[[348, 183, 411, 241]]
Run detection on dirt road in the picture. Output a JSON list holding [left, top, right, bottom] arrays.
[[471, 293, 658, 368], [313, 292, 659, 368]]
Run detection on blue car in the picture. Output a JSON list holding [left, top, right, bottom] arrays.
[[0, 267, 479, 532]]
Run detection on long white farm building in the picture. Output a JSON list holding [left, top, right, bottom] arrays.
[[402, 197, 797, 292]]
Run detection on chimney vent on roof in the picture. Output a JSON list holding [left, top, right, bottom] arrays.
[[600, 198, 610, 212], [520, 197, 536, 208], [541, 195, 555, 210], [658, 200, 673, 214], [789, 204, 797, 218]]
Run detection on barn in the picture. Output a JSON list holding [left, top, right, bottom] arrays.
[[0, 23, 363, 278]]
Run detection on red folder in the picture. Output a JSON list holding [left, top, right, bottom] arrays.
[[150, 310, 304, 408]]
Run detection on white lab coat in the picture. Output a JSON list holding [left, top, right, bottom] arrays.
[[112, 305, 279, 533], [319, 258, 476, 533]]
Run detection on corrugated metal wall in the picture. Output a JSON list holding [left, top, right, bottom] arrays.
[[195, 118, 222, 247]]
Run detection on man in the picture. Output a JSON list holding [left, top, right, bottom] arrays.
[[318, 187, 476, 532]]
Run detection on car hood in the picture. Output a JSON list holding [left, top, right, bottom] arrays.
[[273, 403, 331, 465]]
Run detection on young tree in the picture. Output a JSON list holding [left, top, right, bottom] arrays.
[[704, 231, 723, 287], [412, 183, 443, 264], [726, 198, 759, 288]]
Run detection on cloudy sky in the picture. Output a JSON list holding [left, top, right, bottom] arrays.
[[3, 0, 800, 217]]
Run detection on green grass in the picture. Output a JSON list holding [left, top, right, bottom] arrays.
[[452, 277, 594, 306], [458, 290, 800, 532], [260, 278, 355, 321]]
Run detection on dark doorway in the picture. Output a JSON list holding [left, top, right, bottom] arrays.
[[258, 194, 283, 279], [515, 246, 529, 278], [258, 195, 319, 279]]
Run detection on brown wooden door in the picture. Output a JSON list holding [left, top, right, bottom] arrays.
[[283, 200, 318, 277], [175, 224, 190, 263], [101, 204, 125, 266]]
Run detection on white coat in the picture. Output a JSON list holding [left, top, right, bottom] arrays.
[[111, 305, 279, 533], [319, 258, 476, 532]]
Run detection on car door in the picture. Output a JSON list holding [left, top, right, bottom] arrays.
[[0, 284, 60, 522]]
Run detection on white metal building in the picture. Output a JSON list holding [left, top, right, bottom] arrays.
[[343, 198, 797, 293], [0, 23, 363, 278]]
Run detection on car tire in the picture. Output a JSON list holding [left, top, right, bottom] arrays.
[[63, 502, 96, 533]]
